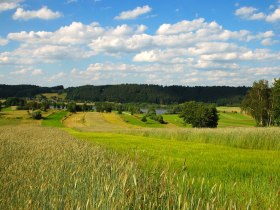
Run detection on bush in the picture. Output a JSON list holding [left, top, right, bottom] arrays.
[[141, 116, 147, 122], [148, 114, 165, 124], [31, 110, 42, 120]]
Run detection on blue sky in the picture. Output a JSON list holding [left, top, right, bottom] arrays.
[[0, 0, 280, 87]]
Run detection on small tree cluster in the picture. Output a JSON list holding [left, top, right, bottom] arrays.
[[5, 97, 26, 107], [143, 107, 165, 124], [115, 104, 123, 114], [166, 104, 182, 114], [241, 78, 280, 126], [52, 102, 66, 109], [95, 102, 113, 113], [67, 102, 77, 113], [128, 105, 141, 115], [180, 101, 219, 128]]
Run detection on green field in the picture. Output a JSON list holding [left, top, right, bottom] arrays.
[[162, 114, 187, 127], [120, 111, 255, 128], [41, 110, 68, 127], [0, 108, 279, 209], [0, 108, 56, 126], [120, 113, 165, 128]]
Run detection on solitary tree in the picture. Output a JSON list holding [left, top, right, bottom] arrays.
[[40, 100, 49, 112], [180, 101, 219, 128], [241, 80, 272, 126]]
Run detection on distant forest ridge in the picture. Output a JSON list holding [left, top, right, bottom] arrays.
[[0, 84, 64, 98], [0, 84, 250, 105]]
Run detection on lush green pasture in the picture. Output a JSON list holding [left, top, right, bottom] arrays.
[[42, 110, 67, 127], [67, 129, 280, 208], [121, 113, 164, 128], [162, 114, 187, 127], [218, 112, 255, 127], [120, 111, 255, 128], [217, 106, 241, 113]]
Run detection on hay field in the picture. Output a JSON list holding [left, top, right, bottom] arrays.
[[63, 112, 137, 132]]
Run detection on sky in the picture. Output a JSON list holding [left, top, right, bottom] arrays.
[[0, 0, 280, 87]]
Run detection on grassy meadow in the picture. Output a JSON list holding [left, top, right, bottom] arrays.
[[0, 108, 279, 209], [42, 110, 68, 127]]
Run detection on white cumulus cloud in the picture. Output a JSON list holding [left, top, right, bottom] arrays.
[[266, 8, 280, 22], [235, 7, 265, 20], [115, 5, 152, 20], [235, 6, 280, 22], [0, 0, 23, 13], [13, 6, 62, 20]]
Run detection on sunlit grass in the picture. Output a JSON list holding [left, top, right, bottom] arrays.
[[0, 108, 56, 126], [120, 113, 164, 128], [42, 110, 67, 127], [67, 128, 280, 208], [1, 126, 279, 209], [2, 108, 279, 209]]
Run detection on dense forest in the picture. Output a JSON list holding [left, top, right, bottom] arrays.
[[0, 84, 249, 105], [66, 84, 249, 105], [0, 85, 64, 98]]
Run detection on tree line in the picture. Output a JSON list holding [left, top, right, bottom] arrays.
[[66, 84, 249, 105], [0, 84, 249, 105], [0, 85, 64, 98]]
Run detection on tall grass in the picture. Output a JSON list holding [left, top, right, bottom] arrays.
[[1, 126, 279, 209], [62, 112, 279, 150], [121, 127, 280, 151]]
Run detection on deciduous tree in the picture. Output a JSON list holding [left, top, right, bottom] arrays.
[[180, 101, 218, 128], [241, 80, 272, 126], [67, 102, 77, 113]]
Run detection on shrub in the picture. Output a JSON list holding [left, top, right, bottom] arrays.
[[141, 116, 147, 122], [31, 110, 42, 120]]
